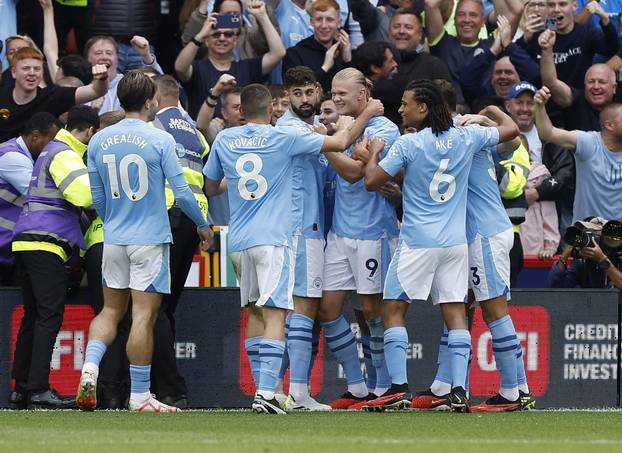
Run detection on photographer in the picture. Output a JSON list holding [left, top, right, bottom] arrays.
[[548, 219, 622, 289]]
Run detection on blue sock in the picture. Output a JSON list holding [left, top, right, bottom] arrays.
[[244, 336, 262, 386], [490, 315, 519, 398], [288, 314, 313, 386], [308, 331, 320, 382], [433, 325, 452, 386], [361, 335, 376, 391], [384, 326, 408, 385], [278, 314, 291, 380], [321, 316, 365, 385], [258, 339, 285, 399], [366, 317, 391, 390], [84, 339, 107, 368], [466, 347, 472, 395], [129, 364, 151, 395], [512, 318, 529, 393], [448, 329, 471, 389]]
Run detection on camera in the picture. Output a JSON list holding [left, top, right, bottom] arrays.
[[564, 218, 622, 250]]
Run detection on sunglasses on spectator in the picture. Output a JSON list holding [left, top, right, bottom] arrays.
[[210, 31, 240, 39]]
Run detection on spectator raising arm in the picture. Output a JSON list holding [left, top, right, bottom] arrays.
[[196, 74, 237, 138], [175, 14, 217, 83], [39, 0, 59, 82], [538, 30, 573, 108], [534, 86, 577, 149], [247, 0, 286, 76], [75, 64, 109, 104], [424, 0, 446, 44]]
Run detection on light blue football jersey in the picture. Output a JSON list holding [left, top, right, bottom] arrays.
[[453, 116, 512, 242], [203, 122, 325, 252], [87, 118, 200, 245], [330, 116, 400, 240], [276, 110, 328, 239], [380, 124, 500, 249]]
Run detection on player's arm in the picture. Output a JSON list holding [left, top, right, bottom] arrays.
[[204, 177, 227, 196], [364, 137, 394, 191], [88, 169, 106, 219], [479, 105, 519, 143], [49, 150, 92, 208], [320, 99, 385, 153], [534, 86, 577, 150]]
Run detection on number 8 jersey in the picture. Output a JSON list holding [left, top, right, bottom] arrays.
[[87, 118, 188, 245], [203, 123, 324, 252], [379, 125, 500, 249]]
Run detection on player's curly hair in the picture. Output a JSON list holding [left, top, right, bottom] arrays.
[[405, 79, 453, 135]]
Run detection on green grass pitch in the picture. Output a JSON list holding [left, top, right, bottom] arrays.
[[1, 410, 622, 452]]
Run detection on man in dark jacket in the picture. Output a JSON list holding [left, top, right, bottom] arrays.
[[282, 0, 351, 93]]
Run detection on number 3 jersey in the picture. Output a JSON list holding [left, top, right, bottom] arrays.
[[203, 123, 324, 252], [379, 125, 499, 249], [87, 118, 189, 245]]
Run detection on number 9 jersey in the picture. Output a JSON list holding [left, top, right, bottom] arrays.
[[379, 125, 500, 249], [87, 118, 187, 245], [203, 123, 324, 253]]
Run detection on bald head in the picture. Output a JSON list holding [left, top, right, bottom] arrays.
[[600, 103, 622, 126]]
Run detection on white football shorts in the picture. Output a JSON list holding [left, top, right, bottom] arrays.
[[102, 243, 170, 294], [323, 231, 397, 294], [468, 228, 513, 303], [383, 241, 468, 305], [230, 244, 294, 310]]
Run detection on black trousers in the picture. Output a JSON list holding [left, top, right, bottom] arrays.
[[11, 251, 67, 392], [53, 3, 89, 54], [151, 210, 198, 399], [509, 232, 524, 288], [84, 243, 130, 397]]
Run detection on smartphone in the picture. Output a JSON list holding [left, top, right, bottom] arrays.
[[545, 17, 557, 31], [216, 13, 241, 29]]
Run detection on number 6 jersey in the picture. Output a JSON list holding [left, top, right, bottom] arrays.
[[203, 123, 324, 252], [379, 124, 500, 249]]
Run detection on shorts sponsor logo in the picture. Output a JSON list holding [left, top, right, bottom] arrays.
[[312, 277, 322, 289]]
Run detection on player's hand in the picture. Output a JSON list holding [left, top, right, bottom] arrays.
[[313, 123, 328, 135], [198, 226, 214, 251], [538, 249, 555, 260], [534, 86, 551, 106], [212, 74, 237, 97], [378, 181, 402, 203], [538, 29, 556, 51], [457, 113, 496, 127], [524, 187, 539, 205], [321, 42, 340, 72], [364, 98, 384, 118], [247, 0, 267, 18], [91, 64, 109, 81], [130, 36, 154, 64], [334, 115, 354, 131], [352, 135, 370, 162], [368, 136, 385, 154]]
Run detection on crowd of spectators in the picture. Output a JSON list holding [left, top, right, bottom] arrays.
[[1, 0, 622, 289]]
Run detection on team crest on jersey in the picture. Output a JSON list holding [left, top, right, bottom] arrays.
[[318, 155, 328, 167], [175, 143, 186, 157]]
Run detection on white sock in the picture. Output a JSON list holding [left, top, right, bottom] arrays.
[[374, 387, 389, 397], [430, 380, 451, 396], [130, 391, 151, 403], [258, 390, 275, 400], [347, 382, 368, 398], [500, 387, 520, 402], [289, 383, 309, 401], [518, 383, 530, 394], [82, 362, 99, 378]]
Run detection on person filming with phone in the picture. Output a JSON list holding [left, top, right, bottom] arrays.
[[175, 0, 286, 119], [517, 0, 619, 92]]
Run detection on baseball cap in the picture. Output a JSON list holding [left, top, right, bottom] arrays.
[[507, 81, 537, 99]]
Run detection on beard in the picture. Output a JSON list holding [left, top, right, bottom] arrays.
[[292, 103, 315, 119]]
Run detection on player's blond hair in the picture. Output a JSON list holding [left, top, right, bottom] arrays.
[[332, 68, 373, 99]]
